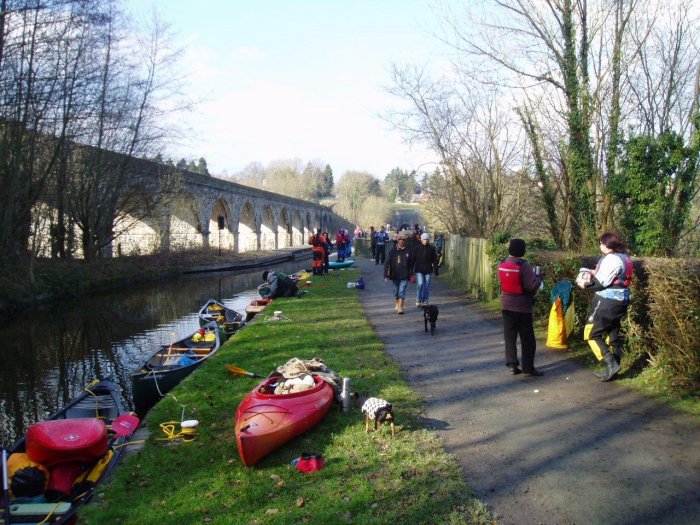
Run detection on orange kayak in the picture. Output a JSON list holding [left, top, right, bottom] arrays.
[[234, 374, 334, 466], [244, 298, 272, 322]]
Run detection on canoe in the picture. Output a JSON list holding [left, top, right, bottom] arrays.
[[245, 298, 272, 322], [198, 299, 245, 341], [329, 259, 354, 269], [3, 379, 136, 525], [234, 374, 335, 467], [131, 321, 220, 413]]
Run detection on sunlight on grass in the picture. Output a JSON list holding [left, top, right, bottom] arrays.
[[80, 268, 494, 525]]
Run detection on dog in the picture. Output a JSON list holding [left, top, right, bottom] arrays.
[[423, 304, 439, 335], [361, 397, 396, 437]]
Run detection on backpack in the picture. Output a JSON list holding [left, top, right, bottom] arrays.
[[498, 259, 524, 295]]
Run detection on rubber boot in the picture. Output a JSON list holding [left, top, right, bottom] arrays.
[[397, 299, 404, 315], [611, 342, 623, 365], [599, 353, 621, 382]]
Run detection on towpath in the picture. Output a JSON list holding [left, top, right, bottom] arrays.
[[355, 255, 700, 525]]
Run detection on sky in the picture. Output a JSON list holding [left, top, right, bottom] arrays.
[[126, 0, 452, 180]]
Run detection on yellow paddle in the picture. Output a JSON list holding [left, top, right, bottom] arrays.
[[225, 364, 263, 378]]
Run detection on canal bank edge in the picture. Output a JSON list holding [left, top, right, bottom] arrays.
[[0, 248, 313, 321]]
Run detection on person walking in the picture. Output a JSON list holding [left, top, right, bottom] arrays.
[[412, 233, 439, 307], [578, 231, 633, 382], [384, 236, 413, 314], [374, 225, 389, 265], [498, 239, 543, 376], [321, 231, 331, 275], [369, 226, 376, 260]]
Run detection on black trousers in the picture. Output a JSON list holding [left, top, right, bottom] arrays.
[[374, 244, 386, 264], [584, 296, 628, 361], [502, 310, 537, 373]]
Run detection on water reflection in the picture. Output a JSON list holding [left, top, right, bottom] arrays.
[[0, 260, 307, 447]]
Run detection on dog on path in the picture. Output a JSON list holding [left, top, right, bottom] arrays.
[[423, 304, 439, 335]]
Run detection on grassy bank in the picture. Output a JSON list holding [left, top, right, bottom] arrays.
[[80, 268, 492, 525]]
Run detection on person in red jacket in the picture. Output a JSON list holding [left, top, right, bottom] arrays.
[[498, 239, 543, 376]]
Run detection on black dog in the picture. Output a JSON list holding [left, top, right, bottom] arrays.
[[423, 304, 439, 335]]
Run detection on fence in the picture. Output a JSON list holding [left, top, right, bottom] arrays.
[[445, 235, 493, 300]]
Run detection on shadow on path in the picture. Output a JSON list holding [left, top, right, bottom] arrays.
[[355, 256, 700, 525]]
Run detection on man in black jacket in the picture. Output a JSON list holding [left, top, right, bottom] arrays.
[[412, 233, 439, 307]]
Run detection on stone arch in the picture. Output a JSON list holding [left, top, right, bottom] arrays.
[[260, 205, 276, 250], [278, 208, 291, 248], [168, 193, 204, 251], [305, 212, 313, 242], [211, 198, 234, 252], [238, 201, 258, 252], [112, 184, 160, 255], [291, 210, 303, 246]]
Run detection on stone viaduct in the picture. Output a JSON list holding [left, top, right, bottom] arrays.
[[112, 161, 349, 257]]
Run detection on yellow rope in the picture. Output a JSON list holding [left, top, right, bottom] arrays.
[[158, 421, 198, 442]]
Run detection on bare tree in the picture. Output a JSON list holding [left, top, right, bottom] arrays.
[[64, 5, 185, 260], [386, 64, 532, 238]]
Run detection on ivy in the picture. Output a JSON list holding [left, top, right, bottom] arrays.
[[609, 131, 699, 256]]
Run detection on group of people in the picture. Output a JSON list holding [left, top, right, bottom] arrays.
[[378, 226, 440, 315], [499, 231, 632, 382]]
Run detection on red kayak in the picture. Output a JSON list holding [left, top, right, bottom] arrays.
[[234, 374, 334, 466]]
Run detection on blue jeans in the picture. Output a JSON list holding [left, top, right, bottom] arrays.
[[415, 272, 432, 304], [391, 279, 408, 299]]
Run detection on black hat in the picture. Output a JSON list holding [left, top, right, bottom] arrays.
[[508, 239, 526, 257]]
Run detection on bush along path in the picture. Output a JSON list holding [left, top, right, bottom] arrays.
[[356, 256, 700, 525], [79, 267, 491, 525]]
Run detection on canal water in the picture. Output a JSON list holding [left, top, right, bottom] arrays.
[[0, 259, 308, 447]]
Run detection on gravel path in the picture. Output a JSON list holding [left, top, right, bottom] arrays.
[[355, 256, 700, 525]]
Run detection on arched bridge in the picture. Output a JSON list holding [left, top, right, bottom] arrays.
[[112, 159, 348, 257]]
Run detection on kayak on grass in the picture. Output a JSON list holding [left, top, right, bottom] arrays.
[[329, 259, 354, 269], [234, 374, 335, 467], [244, 298, 272, 322]]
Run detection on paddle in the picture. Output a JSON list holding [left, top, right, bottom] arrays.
[[225, 364, 263, 378], [111, 413, 140, 437]]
